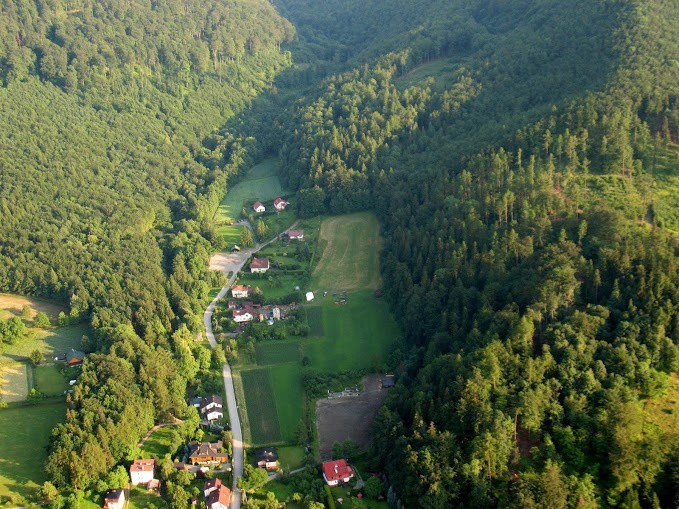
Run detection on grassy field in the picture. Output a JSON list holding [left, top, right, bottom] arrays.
[[34, 365, 70, 396], [216, 224, 243, 250], [0, 401, 65, 499], [241, 368, 281, 444], [395, 58, 460, 91], [0, 293, 65, 322], [140, 426, 178, 458], [214, 158, 287, 224], [1, 323, 88, 362], [256, 341, 301, 365], [312, 212, 383, 291], [0, 360, 28, 402], [277, 446, 305, 470], [650, 142, 679, 231], [303, 291, 399, 373], [236, 273, 305, 300], [644, 372, 679, 435], [307, 307, 324, 337], [128, 485, 168, 509], [261, 209, 297, 240], [269, 364, 305, 443]]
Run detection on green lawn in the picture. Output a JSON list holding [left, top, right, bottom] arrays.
[[261, 209, 297, 241], [215, 224, 243, 250], [241, 368, 281, 444], [236, 273, 305, 301], [140, 426, 178, 458], [128, 485, 168, 509], [269, 363, 305, 443], [311, 212, 383, 291], [33, 364, 70, 396], [303, 291, 399, 373], [256, 341, 301, 365], [0, 323, 89, 362], [214, 158, 287, 224], [0, 360, 28, 402], [277, 446, 305, 470], [0, 401, 65, 499], [307, 307, 324, 337]]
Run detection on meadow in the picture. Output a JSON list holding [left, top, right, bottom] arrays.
[[0, 401, 65, 500], [140, 425, 178, 458], [241, 368, 281, 444], [0, 361, 28, 402], [34, 365, 70, 396]]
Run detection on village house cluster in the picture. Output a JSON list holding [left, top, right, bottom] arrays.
[[252, 197, 289, 214]]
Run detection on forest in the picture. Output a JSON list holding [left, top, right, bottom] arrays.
[[0, 0, 677, 507]]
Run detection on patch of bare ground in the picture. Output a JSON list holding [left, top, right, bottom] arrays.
[[316, 374, 389, 459]]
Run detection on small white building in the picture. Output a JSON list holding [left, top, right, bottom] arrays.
[[306, 291, 314, 302], [253, 202, 265, 213], [250, 257, 270, 273], [130, 459, 155, 486], [231, 285, 250, 299], [233, 310, 253, 323]]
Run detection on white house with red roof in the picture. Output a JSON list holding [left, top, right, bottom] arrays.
[[103, 489, 126, 509], [322, 459, 354, 486], [273, 197, 288, 211], [130, 459, 155, 486], [288, 229, 304, 240], [250, 257, 270, 273], [231, 285, 250, 298], [253, 202, 265, 213], [204, 478, 222, 498], [206, 485, 232, 509], [233, 309, 254, 323]]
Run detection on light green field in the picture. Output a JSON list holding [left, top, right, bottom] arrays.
[[0, 293, 65, 322], [129, 485, 168, 509], [236, 273, 305, 300], [216, 224, 243, 250], [0, 401, 65, 499], [140, 426, 178, 458], [34, 365, 69, 396], [256, 341, 301, 365], [277, 446, 305, 470], [241, 368, 281, 444], [0, 360, 28, 402], [269, 363, 304, 443], [303, 291, 399, 373], [395, 58, 459, 91], [651, 142, 679, 230], [0, 324, 89, 362], [214, 158, 287, 224], [312, 212, 383, 291]]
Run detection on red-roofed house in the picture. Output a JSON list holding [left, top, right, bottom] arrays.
[[130, 459, 155, 486], [288, 229, 304, 240], [203, 478, 222, 497], [231, 285, 250, 299], [250, 257, 270, 274], [253, 202, 265, 213], [206, 485, 232, 509], [103, 489, 126, 509], [274, 198, 288, 211], [233, 309, 254, 323], [322, 459, 354, 486]]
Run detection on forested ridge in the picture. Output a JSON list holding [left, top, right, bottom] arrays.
[[0, 0, 293, 491], [270, 0, 679, 506]]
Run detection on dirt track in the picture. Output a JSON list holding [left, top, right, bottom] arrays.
[[316, 374, 389, 459]]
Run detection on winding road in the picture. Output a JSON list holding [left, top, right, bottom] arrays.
[[203, 221, 299, 509]]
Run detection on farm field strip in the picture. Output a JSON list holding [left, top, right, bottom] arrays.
[[241, 368, 281, 444], [0, 361, 28, 402], [256, 341, 301, 365], [268, 364, 305, 443]]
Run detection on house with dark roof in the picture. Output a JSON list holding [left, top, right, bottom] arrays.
[[322, 459, 354, 486], [103, 489, 125, 509], [188, 441, 228, 465], [250, 257, 270, 274], [66, 349, 86, 366], [255, 448, 279, 470], [200, 395, 223, 422]]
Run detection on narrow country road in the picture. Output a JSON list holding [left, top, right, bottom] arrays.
[[203, 221, 300, 509]]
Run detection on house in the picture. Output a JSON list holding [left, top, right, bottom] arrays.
[[233, 309, 254, 323], [253, 202, 265, 213], [188, 441, 229, 465], [250, 257, 270, 274], [66, 349, 86, 366], [130, 459, 155, 486], [227, 301, 237, 309], [206, 485, 232, 509], [272, 307, 281, 320], [200, 395, 223, 422], [288, 229, 304, 240], [322, 459, 354, 486], [273, 197, 288, 211], [204, 478, 222, 497], [231, 285, 250, 299], [381, 378, 395, 388], [255, 448, 279, 470], [231, 245, 241, 252], [189, 396, 204, 408], [103, 489, 126, 509], [306, 291, 314, 302]]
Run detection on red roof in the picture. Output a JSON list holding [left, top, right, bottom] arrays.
[[253, 201, 264, 210], [274, 197, 285, 206], [204, 478, 222, 491], [251, 257, 270, 269], [232, 285, 249, 294], [207, 485, 232, 507], [322, 459, 353, 482], [288, 229, 304, 238], [131, 459, 155, 472]]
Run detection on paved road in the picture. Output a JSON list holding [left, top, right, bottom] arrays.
[[203, 221, 299, 509]]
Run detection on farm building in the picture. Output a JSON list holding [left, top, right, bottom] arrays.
[[322, 459, 354, 486], [253, 202, 265, 213], [130, 458, 155, 486], [231, 285, 250, 298], [103, 489, 125, 509], [66, 348, 86, 366], [255, 448, 279, 470], [288, 229, 304, 240], [188, 441, 228, 465], [274, 197, 288, 211], [250, 257, 270, 273]]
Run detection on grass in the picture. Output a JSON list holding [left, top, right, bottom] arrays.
[[216, 224, 243, 250], [241, 368, 281, 444], [643, 372, 679, 435], [395, 58, 460, 91], [256, 341, 301, 365], [0, 401, 65, 499], [312, 212, 383, 291], [214, 158, 287, 224], [303, 291, 399, 373], [33, 364, 69, 396], [140, 426, 178, 458], [0, 323, 89, 362], [269, 364, 305, 443], [236, 273, 305, 300], [277, 446, 305, 470], [307, 307, 324, 337], [261, 209, 297, 241], [650, 142, 679, 231], [128, 485, 168, 509], [0, 360, 28, 403], [0, 293, 65, 322]]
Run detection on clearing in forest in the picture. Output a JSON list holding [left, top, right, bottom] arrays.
[[0, 361, 28, 403], [0, 401, 65, 498], [312, 212, 383, 291], [0, 293, 65, 321]]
